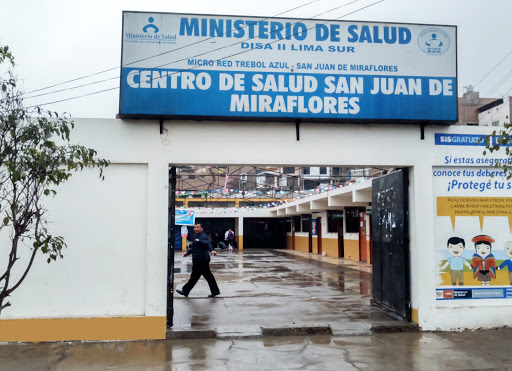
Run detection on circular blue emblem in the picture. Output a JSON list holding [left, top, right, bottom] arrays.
[[418, 28, 450, 55]]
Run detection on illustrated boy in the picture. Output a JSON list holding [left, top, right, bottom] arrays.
[[471, 235, 497, 286], [497, 241, 512, 285], [440, 237, 472, 286]]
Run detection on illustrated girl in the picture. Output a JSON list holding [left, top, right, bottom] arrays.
[[471, 235, 497, 286]]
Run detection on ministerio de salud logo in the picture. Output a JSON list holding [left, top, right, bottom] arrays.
[[124, 16, 177, 44], [418, 28, 450, 55], [143, 17, 160, 33]]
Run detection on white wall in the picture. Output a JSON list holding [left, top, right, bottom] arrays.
[[2, 118, 510, 331], [421, 126, 512, 330], [2, 164, 149, 318]]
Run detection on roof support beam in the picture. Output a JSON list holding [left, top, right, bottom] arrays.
[[352, 189, 372, 203], [311, 199, 328, 211], [297, 203, 311, 213]]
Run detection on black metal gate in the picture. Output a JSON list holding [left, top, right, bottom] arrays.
[[371, 169, 410, 320], [167, 167, 176, 327]]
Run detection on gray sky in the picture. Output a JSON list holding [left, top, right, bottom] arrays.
[[2, 0, 512, 118]]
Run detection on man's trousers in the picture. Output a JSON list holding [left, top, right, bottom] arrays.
[[182, 260, 220, 295]]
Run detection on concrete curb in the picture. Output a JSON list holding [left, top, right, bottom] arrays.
[[166, 321, 419, 340], [371, 322, 420, 333], [166, 329, 216, 339], [215, 326, 263, 339], [261, 325, 332, 337]]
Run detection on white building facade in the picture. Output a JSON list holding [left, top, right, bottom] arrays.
[[0, 119, 511, 342]]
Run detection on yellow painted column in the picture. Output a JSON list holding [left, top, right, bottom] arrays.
[[237, 216, 243, 250], [236, 235, 243, 250], [182, 236, 187, 251], [411, 308, 419, 324], [343, 239, 360, 261]]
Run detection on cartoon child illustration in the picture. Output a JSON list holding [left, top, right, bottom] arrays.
[[471, 235, 497, 286], [497, 241, 512, 285], [440, 237, 472, 286]]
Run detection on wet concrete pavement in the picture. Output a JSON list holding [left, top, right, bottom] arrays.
[[171, 249, 413, 338], [2, 250, 512, 370], [2, 329, 512, 370]]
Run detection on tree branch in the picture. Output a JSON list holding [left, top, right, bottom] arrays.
[[7, 244, 38, 294], [0, 301, 11, 311]]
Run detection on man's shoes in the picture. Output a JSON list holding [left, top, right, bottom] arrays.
[[208, 292, 220, 297], [176, 289, 188, 297]]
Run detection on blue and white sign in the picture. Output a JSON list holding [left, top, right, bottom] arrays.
[[175, 209, 195, 226], [435, 134, 486, 146], [435, 133, 512, 147], [120, 12, 457, 122]]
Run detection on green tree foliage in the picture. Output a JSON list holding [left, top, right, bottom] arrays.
[[482, 117, 512, 179], [0, 46, 109, 314]]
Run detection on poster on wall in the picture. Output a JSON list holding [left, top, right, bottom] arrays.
[[433, 165, 512, 300], [176, 209, 195, 226], [311, 218, 318, 236]]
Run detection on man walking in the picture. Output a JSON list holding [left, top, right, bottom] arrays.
[[225, 228, 235, 250], [176, 223, 221, 298]]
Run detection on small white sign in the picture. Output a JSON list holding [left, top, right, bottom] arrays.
[[180, 225, 188, 237]]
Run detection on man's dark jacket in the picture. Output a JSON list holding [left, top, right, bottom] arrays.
[[186, 231, 213, 262]]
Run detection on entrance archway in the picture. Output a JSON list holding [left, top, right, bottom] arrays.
[[167, 163, 410, 328]]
